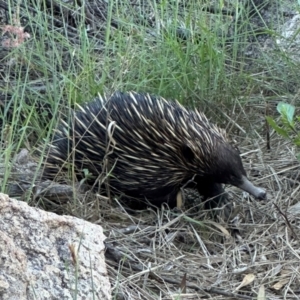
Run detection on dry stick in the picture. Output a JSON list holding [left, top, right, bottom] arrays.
[[105, 243, 253, 300], [265, 102, 271, 150], [273, 202, 299, 240], [149, 273, 253, 300]]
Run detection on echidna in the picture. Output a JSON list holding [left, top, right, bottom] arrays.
[[42, 91, 266, 211]]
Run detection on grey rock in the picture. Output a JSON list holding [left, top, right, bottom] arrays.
[[277, 13, 300, 61], [0, 193, 111, 300]]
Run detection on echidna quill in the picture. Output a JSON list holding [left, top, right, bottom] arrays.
[[42, 92, 266, 211]]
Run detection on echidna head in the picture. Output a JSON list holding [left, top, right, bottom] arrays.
[[211, 142, 266, 200]]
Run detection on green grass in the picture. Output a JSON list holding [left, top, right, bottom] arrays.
[[1, 0, 299, 194]]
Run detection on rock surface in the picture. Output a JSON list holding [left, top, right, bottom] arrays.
[[277, 13, 300, 62], [0, 193, 111, 300]]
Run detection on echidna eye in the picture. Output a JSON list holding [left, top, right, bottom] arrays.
[[181, 144, 195, 162], [234, 146, 240, 154]]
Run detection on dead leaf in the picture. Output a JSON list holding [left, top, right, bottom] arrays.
[[179, 273, 187, 293], [176, 191, 183, 208], [272, 278, 289, 290], [257, 285, 266, 300], [205, 220, 231, 237], [235, 274, 255, 291]]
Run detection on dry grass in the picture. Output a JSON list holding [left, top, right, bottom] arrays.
[[4, 85, 300, 300], [85, 100, 299, 300], [3, 70, 300, 300]]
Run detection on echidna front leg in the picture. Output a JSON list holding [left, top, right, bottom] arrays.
[[119, 187, 179, 210], [196, 182, 233, 218]]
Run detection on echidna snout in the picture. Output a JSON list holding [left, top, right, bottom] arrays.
[[212, 143, 266, 200], [237, 176, 266, 200]]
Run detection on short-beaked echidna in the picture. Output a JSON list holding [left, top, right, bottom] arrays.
[[42, 91, 266, 211]]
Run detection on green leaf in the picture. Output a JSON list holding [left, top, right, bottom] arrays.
[[266, 116, 289, 138], [277, 102, 295, 124], [294, 136, 300, 146]]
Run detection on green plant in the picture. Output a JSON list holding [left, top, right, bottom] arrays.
[[266, 102, 300, 159]]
